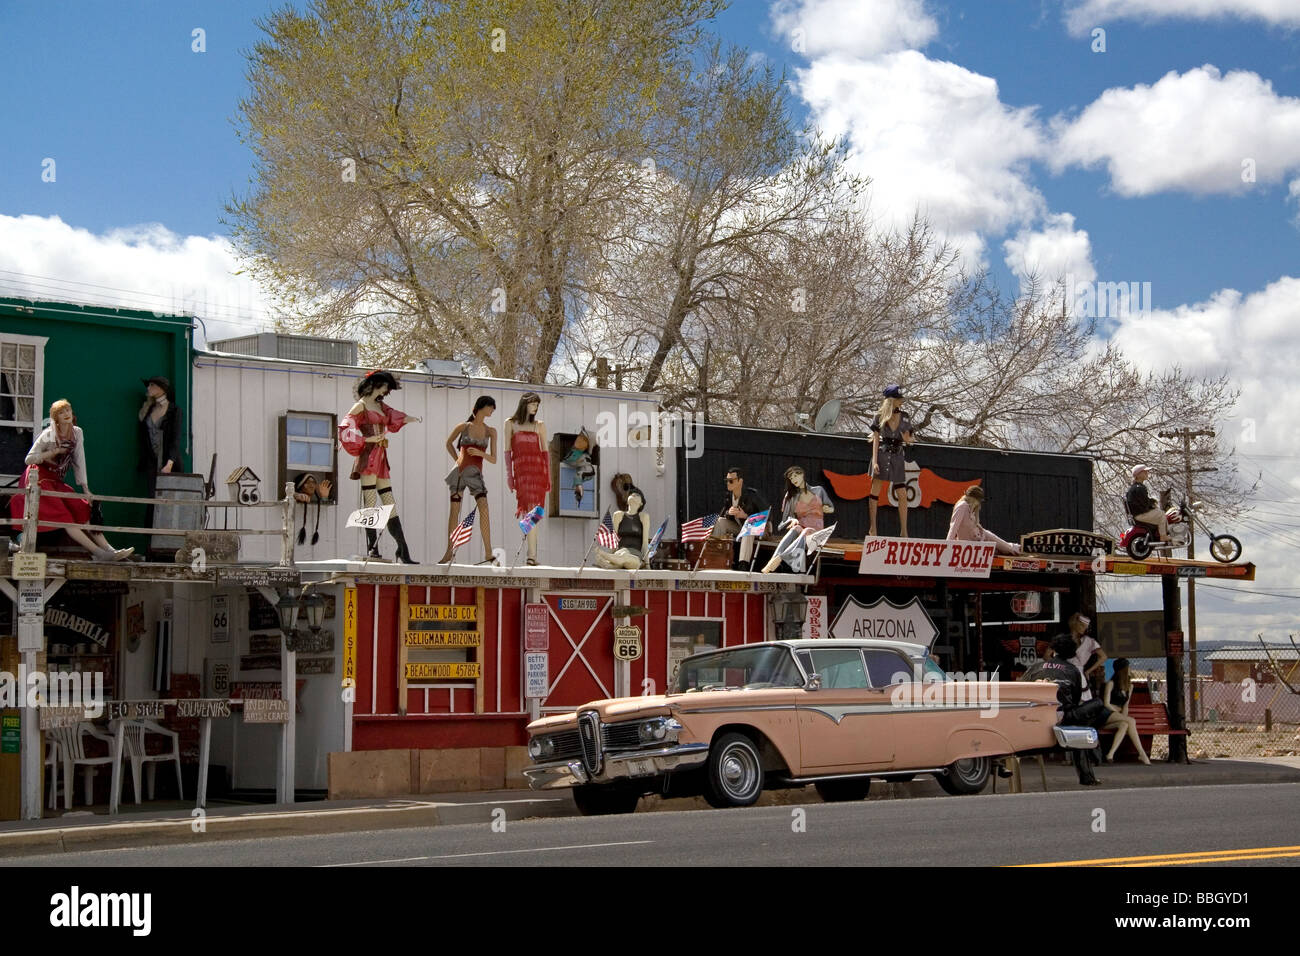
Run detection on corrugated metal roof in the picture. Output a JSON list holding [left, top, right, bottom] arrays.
[[1206, 647, 1300, 661]]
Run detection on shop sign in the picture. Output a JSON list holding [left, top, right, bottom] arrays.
[[1098, 611, 1165, 658], [1, 713, 18, 753], [524, 603, 549, 651], [205, 659, 231, 698], [211, 594, 230, 644], [18, 580, 42, 615], [293, 628, 335, 654], [17, 614, 42, 652], [610, 605, 648, 618], [243, 698, 289, 723], [614, 626, 642, 661], [107, 700, 169, 720], [296, 657, 334, 675], [405, 630, 480, 647], [1167, 630, 1184, 656], [240, 655, 281, 671], [1176, 566, 1207, 578], [525, 652, 549, 698], [858, 537, 995, 579], [1007, 558, 1046, 571], [249, 633, 282, 655], [405, 661, 481, 680], [11, 552, 47, 579], [551, 579, 615, 591], [176, 699, 232, 718], [1112, 562, 1149, 575], [558, 598, 599, 611], [220, 566, 298, 588], [1010, 592, 1042, 618], [229, 680, 306, 715], [801, 596, 828, 640], [829, 596, 939, 647], [409, 604, 476, 622], [343, 588, 358, 690], [1020, 530, 1115, 557]]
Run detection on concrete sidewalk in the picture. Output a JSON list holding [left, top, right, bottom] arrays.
[[2, 757, 1297, 858]]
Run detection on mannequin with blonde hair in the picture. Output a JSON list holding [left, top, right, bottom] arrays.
[[868, 384, 914, 536]]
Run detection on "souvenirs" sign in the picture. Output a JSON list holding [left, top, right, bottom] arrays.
[[858, 536, 995, 579], [1020, 529, 1114, 557]]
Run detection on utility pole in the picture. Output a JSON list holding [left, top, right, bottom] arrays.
[[1159, 427, 1216, 722]]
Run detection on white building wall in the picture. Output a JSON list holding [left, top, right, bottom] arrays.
[[191, 353, 675, 567]]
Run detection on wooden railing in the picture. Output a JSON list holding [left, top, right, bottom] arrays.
[[15, 480, 298, 567]]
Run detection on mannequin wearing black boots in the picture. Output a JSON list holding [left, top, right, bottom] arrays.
[[339, 370, 421, 564]]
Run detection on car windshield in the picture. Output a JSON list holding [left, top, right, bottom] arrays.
[[671, 645, 803, 694]]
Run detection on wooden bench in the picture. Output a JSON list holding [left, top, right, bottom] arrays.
[[1098, 701, 1187, 759]]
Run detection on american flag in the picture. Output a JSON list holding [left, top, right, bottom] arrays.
[[645, 517, 669, 562], [737, 508, 770, 539], [518, 505, 545, 536], [595, 508, 619, 549], [679, 513, 718, 542], [450, 508, 477, 550]]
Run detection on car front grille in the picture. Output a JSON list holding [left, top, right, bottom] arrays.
[[546, 731, 582, 761], [601, 722, 644, 751], [578, 711, 603, 775]]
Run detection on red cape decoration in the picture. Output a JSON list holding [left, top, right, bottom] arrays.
[[823, 468, 980, 508]]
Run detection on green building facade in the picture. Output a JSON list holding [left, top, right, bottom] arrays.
[[0, 298, 193, 539]]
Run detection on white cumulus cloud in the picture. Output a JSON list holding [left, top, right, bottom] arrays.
[[1003, 212, 1097, 291], [0, 214, 277, 346], [1064, 0, 1300, 35], [771, 0, 938, 58], [1051, 66, 1300, 196]]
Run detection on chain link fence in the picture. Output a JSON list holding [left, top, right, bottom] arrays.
[[1182, 676, 1300, 759]]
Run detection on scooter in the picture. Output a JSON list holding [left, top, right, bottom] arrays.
[[1121, 497, 1242, 563]]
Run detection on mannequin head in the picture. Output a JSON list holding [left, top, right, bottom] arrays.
[[1068, 611, 1091, 640], [512, 391, 541, 424], [624, 488, 645, 515], [783, 466, 808, 499], [469, 395, 496, 422], [357, 370, 401, 399], [50, 399, 75, 431], [963, 484, 984, 515]]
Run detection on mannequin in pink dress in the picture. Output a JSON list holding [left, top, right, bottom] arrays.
[[504, 391, 550, 566]]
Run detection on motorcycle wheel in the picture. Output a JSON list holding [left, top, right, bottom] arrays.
[[1209, 535, 1242, 563], [1126, 533, 1153, 560]]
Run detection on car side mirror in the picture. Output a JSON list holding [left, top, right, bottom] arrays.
[[804, 673, 821, 691]]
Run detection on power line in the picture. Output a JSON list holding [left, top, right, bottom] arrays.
[[1197, 582, 1300, 601]]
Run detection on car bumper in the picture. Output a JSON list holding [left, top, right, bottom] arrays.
[[523, 742, 711, 789]]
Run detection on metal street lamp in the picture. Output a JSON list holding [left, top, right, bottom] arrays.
[[303, 591, 326, 634], [276, 589, 301, 650]]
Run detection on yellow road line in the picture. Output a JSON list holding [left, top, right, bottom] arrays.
[[1016, 845, 1300, 867]]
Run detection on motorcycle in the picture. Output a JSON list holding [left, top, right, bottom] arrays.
[[1120, 497, 1242, 563]]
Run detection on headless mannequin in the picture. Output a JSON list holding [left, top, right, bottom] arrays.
[[595, 492, 650, 570], [504, 397, 548, 565]]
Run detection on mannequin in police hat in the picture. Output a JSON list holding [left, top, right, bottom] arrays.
[[868, 384, 914, 537]]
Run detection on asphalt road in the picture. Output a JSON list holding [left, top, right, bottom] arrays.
[[9, 782, 1300, 867]]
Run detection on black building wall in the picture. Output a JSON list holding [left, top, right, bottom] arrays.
[[676, 424, 1094, 541]]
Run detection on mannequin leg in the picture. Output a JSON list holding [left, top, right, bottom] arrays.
[[868, 494, 879, 536], [439, 495, 461, 563], [1125, 717, 1151, 764], [66, 527, 107, 557], [361, 480, 381, 558], [526, 525, 539, 564], [379, 483, 415, 564], [897, 491, 909, 538], [762, 527, 802, 573], [476, 496, 493, 562]]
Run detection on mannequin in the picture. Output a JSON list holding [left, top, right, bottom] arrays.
[[137, 375, 183, 526], [946, 485, 1022, 554], [594, 487, 650, 570], [504, 391, 550, 566], [762, 466, 834, 573], [440, 396, 497, 564], [338, 370, 421, 563], [869, 383, 915, 537], [11, 399, 133, 561]]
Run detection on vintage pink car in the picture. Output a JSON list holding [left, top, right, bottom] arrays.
[[524, 638, 1089, 814]]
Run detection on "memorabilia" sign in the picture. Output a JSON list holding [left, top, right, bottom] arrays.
[[858, 536, 995, 579]]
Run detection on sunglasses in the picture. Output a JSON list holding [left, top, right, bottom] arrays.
[[725, 478, 738, 484]]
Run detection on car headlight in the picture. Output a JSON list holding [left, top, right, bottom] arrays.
[[528, 736, 555, 759], [638, 717, 683, 742]]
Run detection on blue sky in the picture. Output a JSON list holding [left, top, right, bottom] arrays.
[[2, 1, 1300, 634], [1, 0, 1297, 307]]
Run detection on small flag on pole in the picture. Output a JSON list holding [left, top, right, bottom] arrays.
[[806, 523, 837, 555], [645, 517, 669, 563], [679, 513, 718, 542], [595, 508, 619, 549], [518, 505, 545, 537], [737, 509, 770, 539], [450, 507, 477, 550]]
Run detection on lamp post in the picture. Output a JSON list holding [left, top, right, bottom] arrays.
[[772, 591, 808, 641], [275, 587, 299, 804], [303, 591, 326, 634]]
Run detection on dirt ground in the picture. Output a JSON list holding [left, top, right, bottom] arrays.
[[1165, 722, 1300, 760]]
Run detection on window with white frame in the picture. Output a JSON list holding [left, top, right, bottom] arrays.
[[0, 334, 45, 483], [279, 410, 337, 502]]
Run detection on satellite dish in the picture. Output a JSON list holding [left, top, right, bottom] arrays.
[[813, 399, 842, 434]]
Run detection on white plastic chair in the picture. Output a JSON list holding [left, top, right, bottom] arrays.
[[48, 723, 116, 810], [44, 736, 62, 810], [121, 719, 183, 802]]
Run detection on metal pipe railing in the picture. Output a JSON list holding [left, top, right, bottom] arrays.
[[13, 481, 297, 567]]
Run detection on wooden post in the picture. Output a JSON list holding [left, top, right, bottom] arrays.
[[280, 482, 295, 567], [398, 581, 409, 716], [279, 646, 296, 803], [21, 479, 38, 552], [475, 587, 485, 715]]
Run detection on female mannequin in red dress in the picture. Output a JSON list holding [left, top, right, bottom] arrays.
[[504, 391, 550, 565], [338, 371, 421, 563], [10, 399, 132, 560]]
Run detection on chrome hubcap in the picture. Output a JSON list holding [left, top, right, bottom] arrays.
[[720, 746, 757, 796]]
